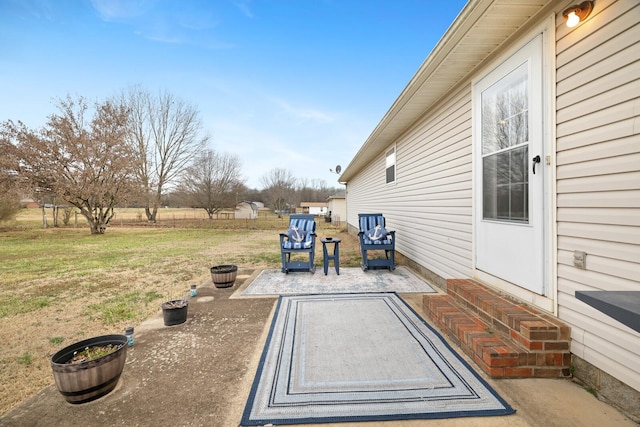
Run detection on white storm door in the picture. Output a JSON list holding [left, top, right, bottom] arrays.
[[474, 35, 545, 295]]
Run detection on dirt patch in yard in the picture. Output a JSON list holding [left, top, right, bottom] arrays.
[[0, 223, 360, 416], [1, 274, 278, 426]]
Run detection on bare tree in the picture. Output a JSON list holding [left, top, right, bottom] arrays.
[[181, 149, 244, 219], [294, 178, 333, 205], [260, 168, 296, 217], [0, 134, 22, 221], [4, 95, 136, 234], [293, 177, 310, 209], [121, 86, 208, 222]]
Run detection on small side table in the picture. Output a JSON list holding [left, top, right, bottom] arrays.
[[321, 238, 341, 275]]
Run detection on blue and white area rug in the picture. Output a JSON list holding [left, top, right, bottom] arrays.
[[240, 266, 436, 296], [241, 293, 515, 425]]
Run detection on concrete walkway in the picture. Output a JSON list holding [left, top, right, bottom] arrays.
[[0, 272, 636, 427]]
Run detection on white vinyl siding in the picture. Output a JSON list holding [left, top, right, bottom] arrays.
[[347, 84, 473, 280], [555, 0, 640, 392], [345, 0, 640, 395]]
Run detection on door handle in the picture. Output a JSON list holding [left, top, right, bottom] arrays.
[[532, 155, 541, 174]]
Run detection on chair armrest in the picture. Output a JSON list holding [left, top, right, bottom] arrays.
[[279, 233, 288, 245]]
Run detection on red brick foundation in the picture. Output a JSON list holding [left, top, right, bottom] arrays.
[[423, 279, 571, 378]]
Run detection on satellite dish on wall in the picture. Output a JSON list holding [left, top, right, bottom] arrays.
[[334, 165, 341, 174]]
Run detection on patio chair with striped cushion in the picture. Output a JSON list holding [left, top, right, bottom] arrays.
[[280, 214, 317, 273], [358, 213, 396, 271]]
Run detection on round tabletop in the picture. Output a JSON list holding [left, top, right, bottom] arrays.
[[321, 238, 341, 243]]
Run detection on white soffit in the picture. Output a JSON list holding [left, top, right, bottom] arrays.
[[341, 0, 551, 182]]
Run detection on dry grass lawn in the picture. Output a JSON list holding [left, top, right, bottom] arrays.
[[0, 209, 361, 415]]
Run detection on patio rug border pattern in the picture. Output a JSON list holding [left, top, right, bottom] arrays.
[[241, 293, 515, 425], [238, 266, 436, 296]]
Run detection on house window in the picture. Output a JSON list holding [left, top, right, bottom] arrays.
[[385, 147, 396, 184]]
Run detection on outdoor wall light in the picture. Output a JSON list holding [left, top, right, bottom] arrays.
[[563, 1, 594, 28]]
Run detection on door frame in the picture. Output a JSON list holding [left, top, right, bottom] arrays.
[[471, 19, 557, 314]]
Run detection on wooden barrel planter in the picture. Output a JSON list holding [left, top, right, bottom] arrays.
[[210, 264, 238, 288], [161, 299, 189, 326], [50, 334, 128, 404]]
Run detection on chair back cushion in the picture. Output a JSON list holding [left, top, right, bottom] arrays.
[[283, 215, 316, 249], [359, 214, 393, 245], [359, 213, 385, 232], [289, 215, 316, 233]]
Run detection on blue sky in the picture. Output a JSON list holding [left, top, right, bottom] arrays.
[[1, 0, 467, 189]]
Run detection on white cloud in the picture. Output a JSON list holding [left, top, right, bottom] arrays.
[[269, 97, 335, 123], [90, 0, 152, 22], [231, 0, 253, 19], [89, 0, 233, 49]]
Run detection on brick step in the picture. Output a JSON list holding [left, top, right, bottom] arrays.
[[423, 279, 571, 379]]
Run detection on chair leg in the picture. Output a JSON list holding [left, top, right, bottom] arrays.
[[309, 250, 315, 273], [361, 248, 368, 271], [281, 251, 288, 273], [387, 249, 396, 270], [308, 257, 315, 273]]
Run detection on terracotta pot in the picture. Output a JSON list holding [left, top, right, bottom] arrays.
[[210, 264, 238, 288], [161, 300, 189, 326], [50, 334, 128, 404]]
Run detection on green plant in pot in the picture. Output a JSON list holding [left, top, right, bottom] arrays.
[[161, 299, 189, 326], [50, 334, 128, 404], [210, 264, 238, 288]]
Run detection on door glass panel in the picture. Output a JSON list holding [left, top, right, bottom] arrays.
[[481, 61, 529, 223]]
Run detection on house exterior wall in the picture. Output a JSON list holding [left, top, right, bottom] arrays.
[[345, 0, 639, 397], [307, 206, 327, 216], [347, 84, 474, 281], [554, 0, 640, 393], [300, 202, 328, 216], [327, 197, 347, 225]]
